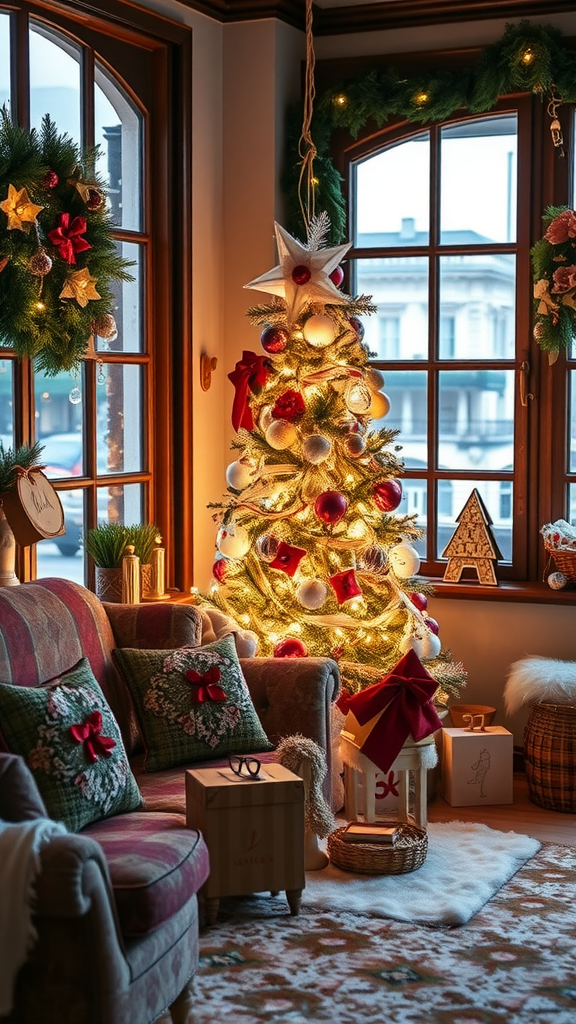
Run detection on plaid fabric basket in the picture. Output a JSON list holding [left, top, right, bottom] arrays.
[[524, 702, 576, 813]]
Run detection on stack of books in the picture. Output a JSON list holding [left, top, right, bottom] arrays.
[[341, 822, 400, 845]]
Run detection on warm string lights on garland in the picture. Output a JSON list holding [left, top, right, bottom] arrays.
[[0, 110, 133, 375], [202, 0, 466, 701], [283, 21, 576, 245]]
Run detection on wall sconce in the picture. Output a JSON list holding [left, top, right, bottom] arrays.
[[200, 353, 217, 391]]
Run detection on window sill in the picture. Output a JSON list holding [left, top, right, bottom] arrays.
[[424, 579, 576, 604]]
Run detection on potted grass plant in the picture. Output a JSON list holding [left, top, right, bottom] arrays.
[[83, 522, 160, 602]]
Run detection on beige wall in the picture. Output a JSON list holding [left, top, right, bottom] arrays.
[[138, 2, 576, 747]]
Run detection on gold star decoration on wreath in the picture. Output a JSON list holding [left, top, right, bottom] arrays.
[[59, 267, 101, 307], [0, 184, 44, 232]]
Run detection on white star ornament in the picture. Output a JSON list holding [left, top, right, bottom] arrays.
[[244, 222, 352, 322]]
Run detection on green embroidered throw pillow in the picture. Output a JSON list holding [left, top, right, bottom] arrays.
[[0, 658, 142, 832], [113, 635, 273, 772]]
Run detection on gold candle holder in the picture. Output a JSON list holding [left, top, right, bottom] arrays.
[[122, 544, 140, 604]]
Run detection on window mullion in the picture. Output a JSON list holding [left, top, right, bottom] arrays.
[[427, 125, 440, 567]]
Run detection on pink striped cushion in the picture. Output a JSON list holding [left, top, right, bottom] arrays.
[[82, 811, 210, 936], [104, 602, 203, 650]]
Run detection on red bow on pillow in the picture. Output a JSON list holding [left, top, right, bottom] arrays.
[[69, 710, 116, 763], [186, 666, 227, 705]]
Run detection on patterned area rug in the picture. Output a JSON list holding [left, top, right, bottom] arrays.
[[192, 840, 576, 1024]]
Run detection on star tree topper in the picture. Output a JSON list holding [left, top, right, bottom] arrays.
[[244, 222, 352, 323]]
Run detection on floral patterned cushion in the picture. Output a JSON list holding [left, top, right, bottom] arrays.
[[113, 635, 273, 772], [0, 658, 142, 832]]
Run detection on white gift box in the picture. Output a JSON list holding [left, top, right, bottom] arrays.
[[442, 726, 513, 807]]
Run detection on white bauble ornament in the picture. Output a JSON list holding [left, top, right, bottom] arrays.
[[418, 630, 442, 659], [389, 542, 421, 578], [368, 391, 391, 419], [345, 381, 372, 414], [296, 579, 328, 610], [548, 571, 567, 590], [303, 314, 336, 348], [266, 419, 298, 450], [216, 524, 250, 559], [225, 460, 256, 491], [366, 367, 385, 392], [302, 434, 332, 464], [259, 405, 274, 431]]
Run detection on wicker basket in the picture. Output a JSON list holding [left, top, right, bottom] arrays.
[[327, 822, 428, 875], [544, 543, 576, 583], [524, 702, 576, 813]]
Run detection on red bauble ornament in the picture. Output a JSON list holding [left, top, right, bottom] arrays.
[[373, 479, 402, 512], [212, 558, 227, 582], [329, 265, 344, 287], [349, 316, 365, 340], [314, 490, 348, 525], [261, 326, 289, 354], [329, 569, 362, 605], [274, 637, 308, 658], [87, 188, 104, 210], [43, 170, 59, 189], [410, 592, 428, 612], [424, 616, 440, 635], [268, 541, 307, 577], [292, 264, 311, 285]]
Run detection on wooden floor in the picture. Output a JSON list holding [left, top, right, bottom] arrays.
[[427, 773, 576, 847]]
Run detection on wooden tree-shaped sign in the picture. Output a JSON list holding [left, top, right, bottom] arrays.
[[442, 489, 503, 586]]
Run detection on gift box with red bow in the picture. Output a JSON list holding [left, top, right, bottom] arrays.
[[338, 649, 444, 775]]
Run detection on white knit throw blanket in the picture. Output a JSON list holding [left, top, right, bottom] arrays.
[[0, 818, 67, 1016]]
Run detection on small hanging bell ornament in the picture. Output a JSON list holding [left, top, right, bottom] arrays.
[[549, 117, 564, 156]]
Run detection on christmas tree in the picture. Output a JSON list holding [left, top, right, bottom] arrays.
[[203, 214, 466, 705]]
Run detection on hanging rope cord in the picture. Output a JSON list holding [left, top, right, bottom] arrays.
[[297, 0, 317, 236]]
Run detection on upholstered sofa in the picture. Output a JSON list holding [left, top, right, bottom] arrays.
[[0, 578, 341, 1024]]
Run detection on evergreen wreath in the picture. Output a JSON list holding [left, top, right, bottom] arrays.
[[283, 21, 576, 246], [0, 109, 134, 376], [531, 206, 576, 360]]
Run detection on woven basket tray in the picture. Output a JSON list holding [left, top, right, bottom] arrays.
[[524, 702, 576, 813], [544, 543, 576, 583], [327, 822, 428, 875]]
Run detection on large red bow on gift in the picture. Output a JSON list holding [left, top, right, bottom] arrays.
[[186, 666, 226, 705], [47, 213, 91, 264], [69, 710, 116, 763], [228, 351, 271, 431], [346, 649, 443, 774]]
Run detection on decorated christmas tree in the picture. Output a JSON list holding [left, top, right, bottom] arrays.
[[203, 214, 466, 705]]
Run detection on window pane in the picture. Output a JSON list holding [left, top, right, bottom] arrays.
[[30, 24, 81, 144], [356, 257, 428, 359], [570, 370, 576, 473], [37, 489, 84, 582], [0, 13, 10, 111], [96, 364, 143, 474], [398, 479, 427, 558], [439, 255, 516, 359], [375, 369, 427, 468], [437, 479, 512, 562], [354, 133, 429, 245], [0, 360, 14, 439], [438, 369, 514, 471], [35, 369, 83, 477], [440, 115, 517, 244], [97, 242, 142, 353], [569, 483, 576, 526], [98, 482, 143, 525], [95, 63, 142, 231]]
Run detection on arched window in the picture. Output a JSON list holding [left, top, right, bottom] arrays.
[[0, 1, 192, 589]]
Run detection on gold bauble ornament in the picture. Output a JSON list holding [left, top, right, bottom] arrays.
[[365, 367, 385, 392], [343, 433, 366, 458], [302, 434, 332, 464], [345, 381, 372, 414], [368, 391, 391, 420], [265, 419, 298, 450]]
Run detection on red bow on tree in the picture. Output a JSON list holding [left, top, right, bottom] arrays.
[[47, 213, 91, 264], [228, 351, 272, 431], [69, 711, 116, 764], [346, 649, 443, 774], [186, 666, 227, 705]]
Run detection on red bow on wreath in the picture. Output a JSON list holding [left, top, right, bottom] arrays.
[[228, 351, 272, 431], [48, 212, 91, 264], [186, 666, 227, 705], [69, 710, 116, 763]]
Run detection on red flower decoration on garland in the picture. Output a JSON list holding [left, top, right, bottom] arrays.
[[69, 710, 116, 763], [271, 389, 305, 422], [47, 212, 91, 264], [268, 540, 307, 577], [186, 666, 227, 705]]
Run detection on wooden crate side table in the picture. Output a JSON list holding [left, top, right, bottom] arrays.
[[185, 762, 305, 924], [340, 730, 436, 827]]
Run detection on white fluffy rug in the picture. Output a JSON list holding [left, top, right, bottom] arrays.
[[302, 821, 540, 926]]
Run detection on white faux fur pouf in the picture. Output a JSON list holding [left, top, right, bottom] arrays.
[[504, 656, 576, 715]]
